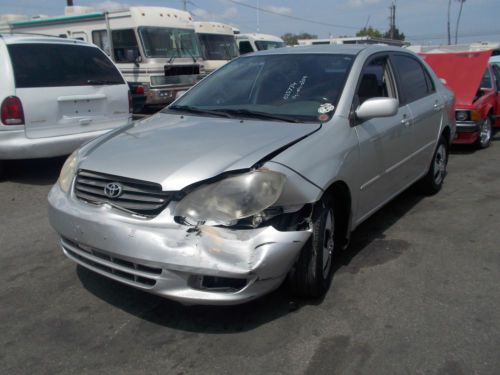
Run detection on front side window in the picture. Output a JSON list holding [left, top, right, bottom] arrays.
[[166, 53, 354, 123], [138, 26, 201, 59], [198, 33, 238, 60], [254, 40, 285, 51], [480, 68, 493, 89], [392, 54, 432, 103], [112, 29, 140, 63], [491, 65, 500, 91], [7, 43, 124, 88], [355, 55, 397, 106]]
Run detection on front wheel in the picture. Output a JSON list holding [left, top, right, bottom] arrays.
[[476, 117, 492, 149], [418, 136, 448, 195], [288, 196, 336, 298]]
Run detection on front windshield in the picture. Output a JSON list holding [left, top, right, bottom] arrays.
[[138, 26, 202, 59], [255, 40, 285, 51], [198, 33, 239, 60], [166, 53, 354, 123]]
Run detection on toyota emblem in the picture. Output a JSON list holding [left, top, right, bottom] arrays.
[[104, 182, 123, 198]]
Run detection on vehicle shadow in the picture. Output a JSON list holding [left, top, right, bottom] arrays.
[[450, 144, 477, 155], [77, 187, 425, 333], [3, 157, 65, 186]]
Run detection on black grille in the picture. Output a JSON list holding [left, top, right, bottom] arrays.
[[164, 64, 200, 76], [62, 238, 161, 288], [74, 170, 173, 216]]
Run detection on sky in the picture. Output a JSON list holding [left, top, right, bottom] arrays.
[[0, 0, 499, 45]]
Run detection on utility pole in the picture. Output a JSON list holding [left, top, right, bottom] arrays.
[[182, 0, 187, 11], [447, 0, 451, 45], [388, 1, 396, 39]]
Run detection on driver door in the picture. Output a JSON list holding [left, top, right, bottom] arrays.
[[353, 54, 414, 223]]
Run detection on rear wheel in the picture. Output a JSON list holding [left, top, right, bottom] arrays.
[[418, 136, 448, 195], [476, 117, 492, 149], [288, 196, 336, 298]]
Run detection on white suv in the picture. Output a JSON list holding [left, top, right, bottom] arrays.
[[0, 34, 132, 177]]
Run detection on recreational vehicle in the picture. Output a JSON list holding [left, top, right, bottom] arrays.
[[194, 21, 238, 73], [0, 6, 205, 106], [236, 33, 285, 55]]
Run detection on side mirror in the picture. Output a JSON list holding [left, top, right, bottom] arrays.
[[355, 97, 399, 121], [134, 55, 142, 67]]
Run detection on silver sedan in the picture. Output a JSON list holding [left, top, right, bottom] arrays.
[[48, 45, 455, 305]]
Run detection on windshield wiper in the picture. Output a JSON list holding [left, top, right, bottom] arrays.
[[168, 47, 181, 64], [168, 105, 233, 118], [212, 108, 303, 123], [181, 47, 197, 63]]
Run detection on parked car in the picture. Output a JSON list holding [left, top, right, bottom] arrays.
[[48, 45, 455, 305], [421, 50, 500, 148], [128, 82, 147, 114], [0, 33, 132, 177]]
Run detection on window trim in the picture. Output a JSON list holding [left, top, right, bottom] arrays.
[[351, 52, 400, 118]]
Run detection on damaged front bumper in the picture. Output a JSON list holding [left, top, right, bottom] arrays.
[[48, 184, 311, 305]]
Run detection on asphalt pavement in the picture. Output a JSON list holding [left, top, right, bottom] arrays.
[[1, 135, 499, 374]]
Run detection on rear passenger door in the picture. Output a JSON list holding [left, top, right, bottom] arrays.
[[390, 53, 443, 179]]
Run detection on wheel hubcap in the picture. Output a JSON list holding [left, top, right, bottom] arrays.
[[322, 210, 335, 278], [433, 144, 447, 185], [480, 118, 492, 146]]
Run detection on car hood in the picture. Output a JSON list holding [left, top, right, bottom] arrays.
[[420, 50, 492, 105], [80, 113, 320, 191]]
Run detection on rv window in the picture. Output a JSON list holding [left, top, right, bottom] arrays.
[[92, 30, 110, 55], [238, 41, 253, 55], [254, 41, 285, 51], [112, 29, 140, 63], [8, 43, 125, 87]]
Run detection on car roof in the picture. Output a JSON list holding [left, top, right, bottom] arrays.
[[0, 33, 94, 47], [246, 44, 409, 57]]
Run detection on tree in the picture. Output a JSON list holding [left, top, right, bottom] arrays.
[[356, 27, 382, 38], [383, 27, 405, 41], [281, 32, 317, 46]]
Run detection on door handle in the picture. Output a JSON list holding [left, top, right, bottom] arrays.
[[433, 102, 443, 111], [401, 115, 412, 127]]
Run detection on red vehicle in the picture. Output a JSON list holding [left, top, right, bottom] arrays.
[[420, 50, 500, 148]]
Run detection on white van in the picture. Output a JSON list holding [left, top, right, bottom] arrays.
[[194, 21, 238, 73], [0, 34, 131, 176], [1, 6, 205, 106], [236, 33, 285, 55]]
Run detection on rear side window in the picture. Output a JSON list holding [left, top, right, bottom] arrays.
[[7, 43, 124, 88], [392, 54, 433, 103]]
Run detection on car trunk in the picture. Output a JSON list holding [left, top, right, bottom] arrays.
[[17, 85, 129, 139]]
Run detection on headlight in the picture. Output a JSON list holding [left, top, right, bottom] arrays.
[[174, 169, 286, 225], [455, 110, 469, 122], [58, 151, 79, 193]]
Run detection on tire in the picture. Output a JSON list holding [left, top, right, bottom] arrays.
[[0, 161, 4, 181], [418, 136, 448, 195], [476, 116, 492, 149], [288, 195, 337, 298]]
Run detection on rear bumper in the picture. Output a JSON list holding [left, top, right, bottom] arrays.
[[0, 128, 118, 159], [145, 86, 192, 106], [48, 184, 311, 305]]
